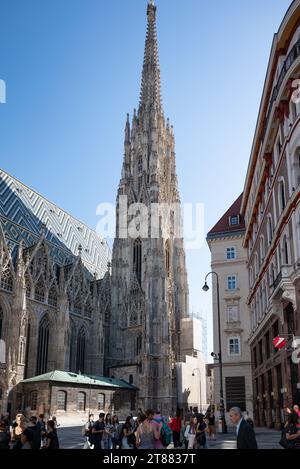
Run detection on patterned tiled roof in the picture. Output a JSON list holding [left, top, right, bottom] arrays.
[[0, 168, 111, 278], [207, 193, 245, 239], [21, 370, 137, 389]]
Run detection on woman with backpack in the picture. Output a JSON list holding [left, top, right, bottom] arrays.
[[152, 411, 170, 449]]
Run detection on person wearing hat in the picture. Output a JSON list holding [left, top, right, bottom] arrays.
[[21, 428, 34, 449]]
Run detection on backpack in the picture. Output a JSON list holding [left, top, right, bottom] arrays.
[[160, 422, 172, 447]]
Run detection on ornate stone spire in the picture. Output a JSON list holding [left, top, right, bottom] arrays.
[[139, 1, 162, 114]]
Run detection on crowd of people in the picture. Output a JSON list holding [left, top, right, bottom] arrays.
[[2, 403, 299, 450], [81, 407, 216, 450], [0, 413, 60, 449]]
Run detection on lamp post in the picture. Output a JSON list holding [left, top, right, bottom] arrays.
[[203, 272, 227, 433], [192, 368, 202, 413]]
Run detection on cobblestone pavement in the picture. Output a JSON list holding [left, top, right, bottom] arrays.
[[58, 426, 283, 450]]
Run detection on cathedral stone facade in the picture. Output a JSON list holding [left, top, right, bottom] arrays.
[[0, 169, 111, 417], [107, 2, 189, 414]]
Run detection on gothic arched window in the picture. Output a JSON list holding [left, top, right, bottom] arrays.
[[34, 276, 45, 303], [133, 239, 142, 284], [165, 240, 170, 277], [76, 327, 86, 374], [48, 284, 57, 307], [0, 264, 13, 292], [73, 294, 82, 315], [84, 298, 92, 319], [25, 273, 32, 298], [36, 315, 50, 375]]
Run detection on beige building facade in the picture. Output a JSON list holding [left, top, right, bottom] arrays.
[[207, 195, 253, 423]]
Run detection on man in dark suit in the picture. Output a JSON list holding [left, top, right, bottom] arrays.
[[229, 407, 258, 449]]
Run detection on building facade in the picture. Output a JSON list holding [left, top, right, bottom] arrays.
[[107, 2, 189, 414], [207, 195, 253, 422], [0, 169, 111, 417], [176, 317, 207, 413], [241, 0, 300, 430], [16, 371, 137, 426]]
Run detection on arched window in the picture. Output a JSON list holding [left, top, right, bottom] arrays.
[[76, 327, 86, 374], [133, 239, 142, 284], [270, 263, 275, 285], [0, 305, 3, 339], [48, 284, 57, 307], [77, 392, 86, 411], [267, 214, 273, 246], [249, 267, 253, 288], [98, 393, 105, 411], [73, 294, 82, 315], [283, 235, 289, 264], [57, 391, 67, 411], [136, 335, 142, 355], [113, 393, 121, 411], [35, 276, 45, 303], [165, 240, 170, 278], [30, 391, 38, 410], [259, 236, 265, 265], [36, 315, 50, 375], [254, 253, 259, 277], [84, 299, 92, 319], [278, 179, 286, 213], [0, 264, 13, 291]]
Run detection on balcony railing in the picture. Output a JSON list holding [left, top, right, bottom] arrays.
[[262, 39, 300, 142]]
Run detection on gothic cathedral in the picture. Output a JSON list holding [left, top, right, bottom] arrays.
[[108, 2, 189, 413]]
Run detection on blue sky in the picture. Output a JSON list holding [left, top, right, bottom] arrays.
[[0, 0, 292, 361]]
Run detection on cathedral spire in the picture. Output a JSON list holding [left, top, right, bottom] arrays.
[[139, 1, 162, 114]]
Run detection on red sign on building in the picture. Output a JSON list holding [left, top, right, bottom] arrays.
[[273, 336, 286, 350]]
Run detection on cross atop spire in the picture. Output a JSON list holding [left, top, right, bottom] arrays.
[[139, 1, 162, 114]]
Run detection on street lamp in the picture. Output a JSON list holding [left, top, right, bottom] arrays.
[[192, 368, 202, 413], [202, 272, 227, 433]]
